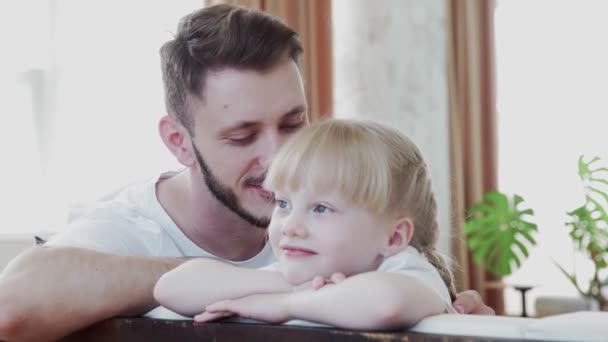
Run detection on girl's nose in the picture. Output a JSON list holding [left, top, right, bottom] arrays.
[[281, 214, 309, 239]]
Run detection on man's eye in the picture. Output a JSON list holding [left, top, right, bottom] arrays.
[[228, 134, 256, 145], [313, 204, 331, 213], [281, 121, 305, 132]]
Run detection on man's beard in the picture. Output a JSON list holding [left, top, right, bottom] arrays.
[[192, 144, 271, 228]]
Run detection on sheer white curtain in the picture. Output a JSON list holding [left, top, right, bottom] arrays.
[[496, 0, 608, 315], [0, 0, 201, 234]]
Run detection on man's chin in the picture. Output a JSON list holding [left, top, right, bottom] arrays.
[[241, 203, 274, 221]]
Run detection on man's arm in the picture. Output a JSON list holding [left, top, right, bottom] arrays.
[[0, 246, 184, 342], [154, 259, 292, 317]]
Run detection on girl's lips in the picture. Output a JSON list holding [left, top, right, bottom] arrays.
[[281, 246, 317, 257]]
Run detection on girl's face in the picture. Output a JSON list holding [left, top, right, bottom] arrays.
[[267, 185, 396, 285]]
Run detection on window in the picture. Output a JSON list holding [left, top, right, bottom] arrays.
[[0, 1, 201, 234], [496, 0, 608, 315]]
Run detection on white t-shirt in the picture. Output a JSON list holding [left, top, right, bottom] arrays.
[[262, 246, 455, 314], [378, 246, 455, 313], [46, 170, 275, 269]]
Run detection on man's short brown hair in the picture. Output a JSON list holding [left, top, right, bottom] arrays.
[[160, 4, 303, 133]]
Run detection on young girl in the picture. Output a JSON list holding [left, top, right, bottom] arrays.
[[154, 119, 457, 329]]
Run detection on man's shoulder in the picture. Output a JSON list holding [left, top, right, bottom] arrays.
[[46, 204, 165, 255], [68, 171, 172, 224], [46, 173, 173, 255]]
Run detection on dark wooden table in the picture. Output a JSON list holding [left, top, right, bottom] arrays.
[[60, 318, 516, 342]]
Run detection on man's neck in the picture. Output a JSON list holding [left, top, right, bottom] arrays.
[[156, 170, 267, 261]]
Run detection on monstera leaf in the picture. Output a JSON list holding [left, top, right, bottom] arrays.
[[464, 192, 538, 276], [566, 156, 608, 264], [566, 206, 608, 269], [559, 156, 608, 305]]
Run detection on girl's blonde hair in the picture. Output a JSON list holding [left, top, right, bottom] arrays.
[[265, 119, 456, 300]]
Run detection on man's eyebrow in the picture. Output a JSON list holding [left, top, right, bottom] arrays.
[[220, 105, 307, 135], [220, 121, 258, 135], [282, 105, 307, 119]]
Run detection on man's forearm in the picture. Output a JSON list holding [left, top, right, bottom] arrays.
[[0, 246, 184, 342], [154, 259, 291, 316], [286, 273, 445, 330]]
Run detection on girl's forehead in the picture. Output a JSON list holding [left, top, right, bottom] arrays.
[[276, 183, 341, 198], [278, 185, 356, 207]]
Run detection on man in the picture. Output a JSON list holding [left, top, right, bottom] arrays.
[[0, 4, 493, 341]]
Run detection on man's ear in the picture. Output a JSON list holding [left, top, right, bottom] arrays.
[[159, 115, 196, 167], [383, 217, 414, 258]]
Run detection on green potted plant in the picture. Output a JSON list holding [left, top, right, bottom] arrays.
[[464, 155, 608, 310]]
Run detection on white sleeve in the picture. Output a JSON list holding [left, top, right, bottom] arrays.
[[258, 262, 280, 272], [378, 247, 455, 313], [45, 204, 162, 256]]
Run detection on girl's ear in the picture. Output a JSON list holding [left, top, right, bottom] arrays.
[[159, 115, 197, 167], [383, 217, 414, 258]]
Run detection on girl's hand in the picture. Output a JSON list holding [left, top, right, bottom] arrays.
[[311, 272, 346, 290], [193, 310, 234, 322], [194, 292, 292, 323], [290, 272, 346, 292]]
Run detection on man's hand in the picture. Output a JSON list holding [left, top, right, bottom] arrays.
[[452, 290, 495, 315], [194, 292, 293, 323]]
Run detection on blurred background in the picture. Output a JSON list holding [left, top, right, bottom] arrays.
[[1, 0, 607, 317]]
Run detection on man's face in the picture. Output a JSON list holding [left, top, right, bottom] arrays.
[[190, 59, 308, 228]]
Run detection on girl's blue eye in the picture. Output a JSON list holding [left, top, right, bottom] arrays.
[[313, 204, 330, 213], [276, 199, 288, 209]]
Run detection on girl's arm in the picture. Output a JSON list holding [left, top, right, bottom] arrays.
[[154, 258, 293, 316], [203, 271, 446, 329], [286, 272, 445, 329]]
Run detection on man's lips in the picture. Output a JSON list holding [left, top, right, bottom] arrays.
[[247, 184, 274, 199], [280, 245, 317, 257]]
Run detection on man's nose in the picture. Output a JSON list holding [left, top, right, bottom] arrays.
[[256, 131, 284, 169]]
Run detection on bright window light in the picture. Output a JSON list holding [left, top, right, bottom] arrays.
[[0, 1, 201, 234], [496, 0, 608, 316]]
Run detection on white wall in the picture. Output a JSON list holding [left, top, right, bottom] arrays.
[[332, 0, 451, 255], [0, 236, 37, 273]]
